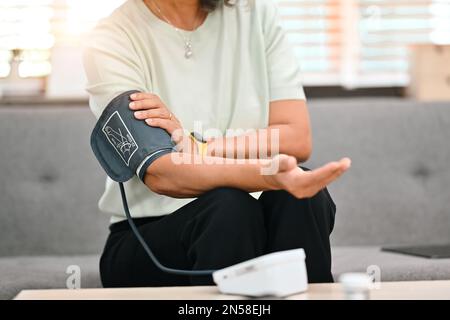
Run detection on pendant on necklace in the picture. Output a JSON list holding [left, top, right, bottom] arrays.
[[185, 42, 193, 59]]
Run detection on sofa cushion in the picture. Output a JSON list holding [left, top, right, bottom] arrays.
[[0, 255, 101, 300], [332, 246, 450, 281]]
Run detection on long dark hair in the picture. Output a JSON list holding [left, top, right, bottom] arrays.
[[201, 0, 233, 11]]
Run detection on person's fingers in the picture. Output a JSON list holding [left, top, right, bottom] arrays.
[[325, 158, 351, 182], [285, 157, 351, 199], [134, 108, 170, 120], [130, 92, 156, 101], [321, 159, 351, 185], [306, 157, 351, 183], [145, 118, 177, 135], [304, 162, 341, 183], [310, 169, 344, 194], [129, 98, 161, 111], [301, 158, 351, 195], [339, 157, 352, 170]]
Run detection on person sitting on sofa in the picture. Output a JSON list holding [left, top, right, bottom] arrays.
[[83, 0, 350, 288]]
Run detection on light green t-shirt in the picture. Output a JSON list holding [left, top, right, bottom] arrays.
[[83, 0, 305, 223]]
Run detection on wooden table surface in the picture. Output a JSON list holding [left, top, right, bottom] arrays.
[[14, 280, 450, 300]]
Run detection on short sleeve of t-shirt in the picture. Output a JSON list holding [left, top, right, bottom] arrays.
[[82, 18, 148, 119], [259, 0, 306, 102]]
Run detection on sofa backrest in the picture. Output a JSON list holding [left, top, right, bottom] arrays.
[[0, 98, 449, 256], [305, 98, 450, 246], [0, 107, 109, 256]]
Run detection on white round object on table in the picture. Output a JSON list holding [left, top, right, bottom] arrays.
[[339, 273, 373, 300]]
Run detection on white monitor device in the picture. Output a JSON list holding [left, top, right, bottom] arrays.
[[213, 248, 308, 298]]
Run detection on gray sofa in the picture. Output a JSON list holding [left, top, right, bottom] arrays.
[[1, 98, 449, 300]]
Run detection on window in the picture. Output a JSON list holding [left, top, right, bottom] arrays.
[[0, 0, 125, 79], [278, 0, 341, 86], [278, 0, 450, 88], [1, 0, 449, 89], [0, 0, 54, 78]]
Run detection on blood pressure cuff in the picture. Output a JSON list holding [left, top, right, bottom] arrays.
[[90, 90, 175, 182]]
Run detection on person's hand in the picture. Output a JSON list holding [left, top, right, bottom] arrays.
[[129, 92, 199, 153], [263, 155, 351, 199], [129, 92, 185, 141]]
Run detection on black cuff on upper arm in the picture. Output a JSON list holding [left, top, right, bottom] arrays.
[[90, 90, 176, 183]]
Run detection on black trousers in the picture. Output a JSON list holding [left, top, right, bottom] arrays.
[[100, 186, 336, 287]]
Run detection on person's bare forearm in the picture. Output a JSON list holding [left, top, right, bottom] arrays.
[[206, 100, 312, 162], [207, 125, 311, 162], [130, 96, 312, 161], [144, 153, 275, 198], [144, 153, 351, 200]]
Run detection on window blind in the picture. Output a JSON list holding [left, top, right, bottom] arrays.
[[1, 0, 449, 88], [278, 0, 450, 87], [356, 0, 450, 87], [277, 0, 342, 86]]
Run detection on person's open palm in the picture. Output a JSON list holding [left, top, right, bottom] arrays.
[[264, 155, 351, 199]]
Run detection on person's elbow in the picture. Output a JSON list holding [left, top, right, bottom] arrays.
[[144, 172, 173, 196], [289, 129, 312, 163], [144, 170, 189, 198], [294, 137, 312, 163]]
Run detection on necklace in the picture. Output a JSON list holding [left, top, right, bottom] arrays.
[[150, 0, 203, 59]]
